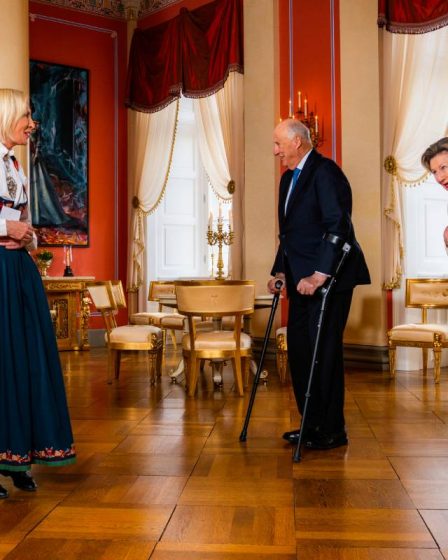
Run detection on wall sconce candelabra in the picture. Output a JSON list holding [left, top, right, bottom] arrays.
[[289, 90, 323, 148], [207, 208, 234, 280]]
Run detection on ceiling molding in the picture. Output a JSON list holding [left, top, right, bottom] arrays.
[[32, 0, 184, 20]]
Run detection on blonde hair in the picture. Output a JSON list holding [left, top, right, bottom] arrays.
[[0, 88, 29, 145]]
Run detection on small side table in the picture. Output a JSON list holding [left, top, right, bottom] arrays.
[[43, 276, 95, 351]]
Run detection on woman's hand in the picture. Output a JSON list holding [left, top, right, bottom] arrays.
[[0, 238, 26, 250], [6, 221, 34, 245]]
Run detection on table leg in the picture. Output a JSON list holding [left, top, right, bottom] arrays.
[[80, 291, 91, 350]]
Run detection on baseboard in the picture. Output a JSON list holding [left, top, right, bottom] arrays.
[[343, 344, 389, 371], [88, 329, 106, 348], [251, 338, 389, 371]]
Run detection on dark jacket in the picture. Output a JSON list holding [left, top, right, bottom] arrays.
[[271, 150, 370, 292]]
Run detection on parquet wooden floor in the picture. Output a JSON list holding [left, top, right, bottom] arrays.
[[1, 348, 448, 559]]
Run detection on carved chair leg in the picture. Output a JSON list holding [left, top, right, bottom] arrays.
[[232, 355, 244, 397], [422, 348, 428, 376], [277, 350, 288, 384], [243, 356, 250, 388], [107, 348, 114, 384], [147, 350, 156, 385], [188, 355, 200, 397], [433, 348, 441, 384], [388, 345, 396, 379], [156, 345, 163, 380], [169, 329, 177, 350], [183, 353, 190, 392], [114, 350, 121, 380], [433, 333, 442, 384]]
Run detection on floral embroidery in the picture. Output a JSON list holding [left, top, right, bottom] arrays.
[[0, 444, 76, 466]]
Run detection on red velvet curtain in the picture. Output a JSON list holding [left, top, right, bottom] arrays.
[[378, 0, 448, 33], [126, 0, 243, 113]]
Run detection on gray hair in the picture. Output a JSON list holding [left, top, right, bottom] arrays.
[[283, 118, 311, 144], [421, 137, 448, 171]]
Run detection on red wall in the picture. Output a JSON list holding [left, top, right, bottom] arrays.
[[278, 0, 342, 322], [29, 2, 128, 289]]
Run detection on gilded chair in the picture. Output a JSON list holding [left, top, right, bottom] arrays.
[[86, 281, 163, 385], [175, 280, 255, 397], [129, 280, 185, 350], [388, 278, 448, 383]]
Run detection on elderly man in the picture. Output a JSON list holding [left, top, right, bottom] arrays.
[[268, 119, 370, 450]]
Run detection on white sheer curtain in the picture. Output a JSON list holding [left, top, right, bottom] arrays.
[[215, 72, 244, 279], [194, 72, 244, 278], [382, 26, 448, 288], [127, 100, 179, 310]]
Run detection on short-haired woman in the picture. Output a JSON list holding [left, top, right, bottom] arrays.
[[421, 137, 448, 250], [0, 88, 76, 499]]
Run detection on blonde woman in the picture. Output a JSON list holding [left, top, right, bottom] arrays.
[[0, 89, 75, 499]]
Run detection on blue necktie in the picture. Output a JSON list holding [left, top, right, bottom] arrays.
[[284, 167, 301, 212]]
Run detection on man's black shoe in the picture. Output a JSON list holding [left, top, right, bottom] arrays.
[[282, 429, 302, 443], [282, 426, 317, 444], [304, 430, 348, 450], [0, 470, 37, 492], [0, 484, 8, 499]]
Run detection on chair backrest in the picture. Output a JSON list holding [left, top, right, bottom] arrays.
[[86, 281, 121, 334], [406, 278, 448, 322], [175, 280, 255, 317], [110, 280, 127, 309], [148, 281, 176, 302]]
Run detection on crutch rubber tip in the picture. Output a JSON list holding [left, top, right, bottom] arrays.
[[239, 433, 247, 442]]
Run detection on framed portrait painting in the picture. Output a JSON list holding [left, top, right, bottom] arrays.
[[29, 60, 89, 246]]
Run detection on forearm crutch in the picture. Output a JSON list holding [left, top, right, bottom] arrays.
[[293, 239, 352, 463], [239, 279, 283, 442]]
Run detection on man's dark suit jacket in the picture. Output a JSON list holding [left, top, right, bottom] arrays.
[[271, 149, 370, 291]]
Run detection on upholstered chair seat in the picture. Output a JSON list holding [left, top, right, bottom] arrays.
[[160, 314, 186, 329], [129, 281, 186, 350], [181, 330, 252, 351], [389, 323, 448, 342], [107, 325, 162, 345]]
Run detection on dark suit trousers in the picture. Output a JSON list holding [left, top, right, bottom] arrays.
[[286, 275, 353, 435]]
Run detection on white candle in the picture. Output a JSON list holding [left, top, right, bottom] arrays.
[[218, 204, 222, 222], [298, 91, 301, 110], [208, 211, 213, 229], [229, 209, 233, 230], [288, 99, 292, 118], [304, 98, 308, 117], [315, 115, 319, 134]]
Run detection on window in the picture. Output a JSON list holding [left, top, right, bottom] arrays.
[[147, 97, 231, 281]]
